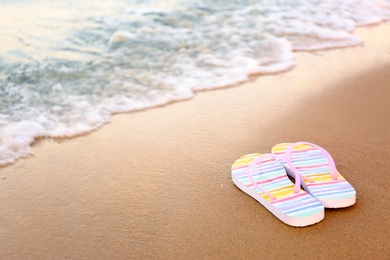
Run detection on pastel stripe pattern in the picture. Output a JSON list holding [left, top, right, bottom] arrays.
[[231, 153, 324, 226], [272, 143, 356, 208]]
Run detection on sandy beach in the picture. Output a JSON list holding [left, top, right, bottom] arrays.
[[1, 24, 390, 259]]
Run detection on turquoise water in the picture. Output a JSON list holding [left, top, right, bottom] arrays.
[[1, 0, 389, 165]]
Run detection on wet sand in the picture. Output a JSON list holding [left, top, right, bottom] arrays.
[[0, 25, 390, 259]]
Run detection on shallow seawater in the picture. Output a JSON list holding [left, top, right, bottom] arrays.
[[0, 0, 389, 165]]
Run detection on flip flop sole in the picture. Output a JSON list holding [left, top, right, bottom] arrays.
[[272, 142, 356, 208], [232, 153, 324, 227]]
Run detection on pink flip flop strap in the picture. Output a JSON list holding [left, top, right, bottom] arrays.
[[247, 153, 302, 200], [284, 142, 339, 193]]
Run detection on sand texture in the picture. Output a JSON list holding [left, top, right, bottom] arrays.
[[1, 25, 390, 259]]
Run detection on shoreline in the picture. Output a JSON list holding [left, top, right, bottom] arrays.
[[1, 24, 390, 259], [0, 20, 383, 168]]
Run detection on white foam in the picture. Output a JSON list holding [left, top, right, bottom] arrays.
[[109, 31, 138, 45]]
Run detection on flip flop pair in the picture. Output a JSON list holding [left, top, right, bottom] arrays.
[[231, 141, 356, 227]]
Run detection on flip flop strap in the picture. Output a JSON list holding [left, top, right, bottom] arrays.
[[247, 153, 302, 200], [285, 142, 339, 193]]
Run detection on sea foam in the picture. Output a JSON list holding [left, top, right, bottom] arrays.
[[0, 0, 390, 165]]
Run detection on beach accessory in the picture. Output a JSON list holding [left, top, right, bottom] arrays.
[[231, 153, 324, 227], [272, 142, 356, 208]]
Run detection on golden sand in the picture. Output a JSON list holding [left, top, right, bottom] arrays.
[[1, 24, 389, 259]]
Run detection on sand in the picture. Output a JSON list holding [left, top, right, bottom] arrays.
[[1, 24, 390, 259]]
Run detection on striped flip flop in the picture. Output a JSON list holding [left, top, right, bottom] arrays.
[[231, 153, 324, 227], [272, 142, 356, 208]]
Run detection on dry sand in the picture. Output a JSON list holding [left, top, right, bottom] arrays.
[[1, 24, 390, 259]]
